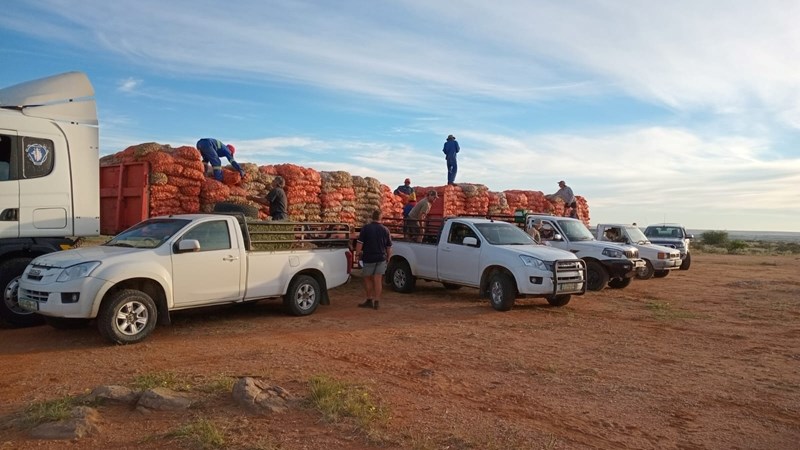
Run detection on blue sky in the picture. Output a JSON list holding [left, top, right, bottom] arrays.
[[2, 0, 799, 232]]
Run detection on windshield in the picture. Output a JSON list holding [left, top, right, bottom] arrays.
[[625, 226, 649, 244], [475, 222, 533, 245], [105, 218, 190, 249], [644, 226, 683, 239], [556, 219, 594, 241]]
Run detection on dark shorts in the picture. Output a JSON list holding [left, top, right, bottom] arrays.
[[362, 261, 387, 276]]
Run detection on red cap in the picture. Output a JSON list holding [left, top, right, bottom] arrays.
[[227, 144, 236, 155]]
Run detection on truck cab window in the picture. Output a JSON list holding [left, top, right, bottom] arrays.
[[21, 137, 55, 179], [0, 134, 13, 181], [183, 220, 231, 251]]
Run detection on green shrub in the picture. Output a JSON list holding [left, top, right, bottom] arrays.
[[726, 239, 748, 253], [701, 230, 728, 246]]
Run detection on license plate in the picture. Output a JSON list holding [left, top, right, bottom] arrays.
[[19, 298, 38, 311], [634, 260, 645, 268], [559, 282, 581, 292]]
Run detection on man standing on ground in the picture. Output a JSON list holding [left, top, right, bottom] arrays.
[[196, 138, 245, 181], [528, 218, 544, 244], [407, 190, 438, 243], [355, 209, 392, 310], [442, 134, 460, 185]]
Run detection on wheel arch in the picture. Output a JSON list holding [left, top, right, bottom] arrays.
[[289, 268, 329, 305], [99, 278, 169, 325], [479, 265, 517, 298]]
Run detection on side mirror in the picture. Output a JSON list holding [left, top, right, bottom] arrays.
[[176, 239, 201, 253], [686, 234, 694, 239], [462, 236, 478, 247], [553, 233, 563, 241]]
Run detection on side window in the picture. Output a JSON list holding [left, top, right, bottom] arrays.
[[21, 137, 55, 179], [541, 222, 555, 240], [182, 220, 231, 251], [448, 223, 468, 245], [0, 134, 16, 181]]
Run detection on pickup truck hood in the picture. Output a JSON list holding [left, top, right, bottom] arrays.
[[501, 245, 579, 261], [647, 238, 685, 248], [32, 246, 142, 268]]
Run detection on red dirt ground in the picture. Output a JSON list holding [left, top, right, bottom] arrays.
[[1, 253, 799, 449]]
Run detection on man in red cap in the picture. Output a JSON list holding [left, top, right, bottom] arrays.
[[393, 177, 414, 196], [196, 138, 245, 181]]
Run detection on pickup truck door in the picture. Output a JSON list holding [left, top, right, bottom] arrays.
[[0, 131, 19, 238], [436, 222, 481, 284], [171, 219, 243, 306]]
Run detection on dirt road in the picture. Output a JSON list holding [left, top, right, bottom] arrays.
[[1, 253, 798, 449]]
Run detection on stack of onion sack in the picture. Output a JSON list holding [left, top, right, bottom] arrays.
[[488, 191, 511, 215], [459, 183, 490, 216], [575, 196, 590, 224], [351, 176, 383, 227], [380, 185, 404, 219], [274, 164, 322, 222], [320, 171, 357, 224], [100, 142, 205, 216], [416, 184, 461, 216]]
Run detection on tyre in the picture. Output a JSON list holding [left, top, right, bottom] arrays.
[[488, 272, 515, 311], [388, 260, 415, 293], [608, 277, 633, 289], [213, 201, 259, 219], [442, 283, 462, 290], [44, 316, 90, 329], [636, 260, 655, 280], [97, 289, 158, 345], [680, 252, 691, 270], [0, 257, 44, 327], [585, 261, 609, 292], [653, 270, 670, 278], [284, 274, 321, 316], [546, 294, 571, 307]]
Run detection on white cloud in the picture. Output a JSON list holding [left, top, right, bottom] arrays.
[[117, 77, 141, 93]]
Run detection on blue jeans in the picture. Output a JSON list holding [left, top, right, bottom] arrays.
[[446, 158, 458, 184]]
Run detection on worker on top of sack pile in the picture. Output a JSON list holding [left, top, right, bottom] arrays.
[[394, 177, 414, 196], [196, 138, 245, 181], [547, 180, 578, 218]]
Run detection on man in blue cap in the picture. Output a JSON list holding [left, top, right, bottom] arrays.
[[442, 134, 460, 185], [196, 138, 245, 181]]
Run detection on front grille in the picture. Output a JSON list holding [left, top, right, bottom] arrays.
[[625, 249, 639, 258], [556, 260, 583, 270], [20, 288, 48, 302]]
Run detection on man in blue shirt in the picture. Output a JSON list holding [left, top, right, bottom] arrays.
[[355, 209, 392, 310], [196, 138, 245, 181], [394, 178, 414, 196], [442, 134, 460, 185]]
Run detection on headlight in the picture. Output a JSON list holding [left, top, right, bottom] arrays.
[[57, 261, 101, 282], [520, 255, 549, 271], [602, 247, 624, 258]]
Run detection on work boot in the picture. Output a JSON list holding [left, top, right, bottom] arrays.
[[358, 299, 373, 308]]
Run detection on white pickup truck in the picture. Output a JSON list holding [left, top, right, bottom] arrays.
[[385, 217, 586, 311], [523, 214, 645, 291], [17, 214, 352, 344], [594, 224, 682, 279]]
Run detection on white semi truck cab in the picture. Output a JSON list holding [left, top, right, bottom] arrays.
[[0, 72, 100, 326]]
